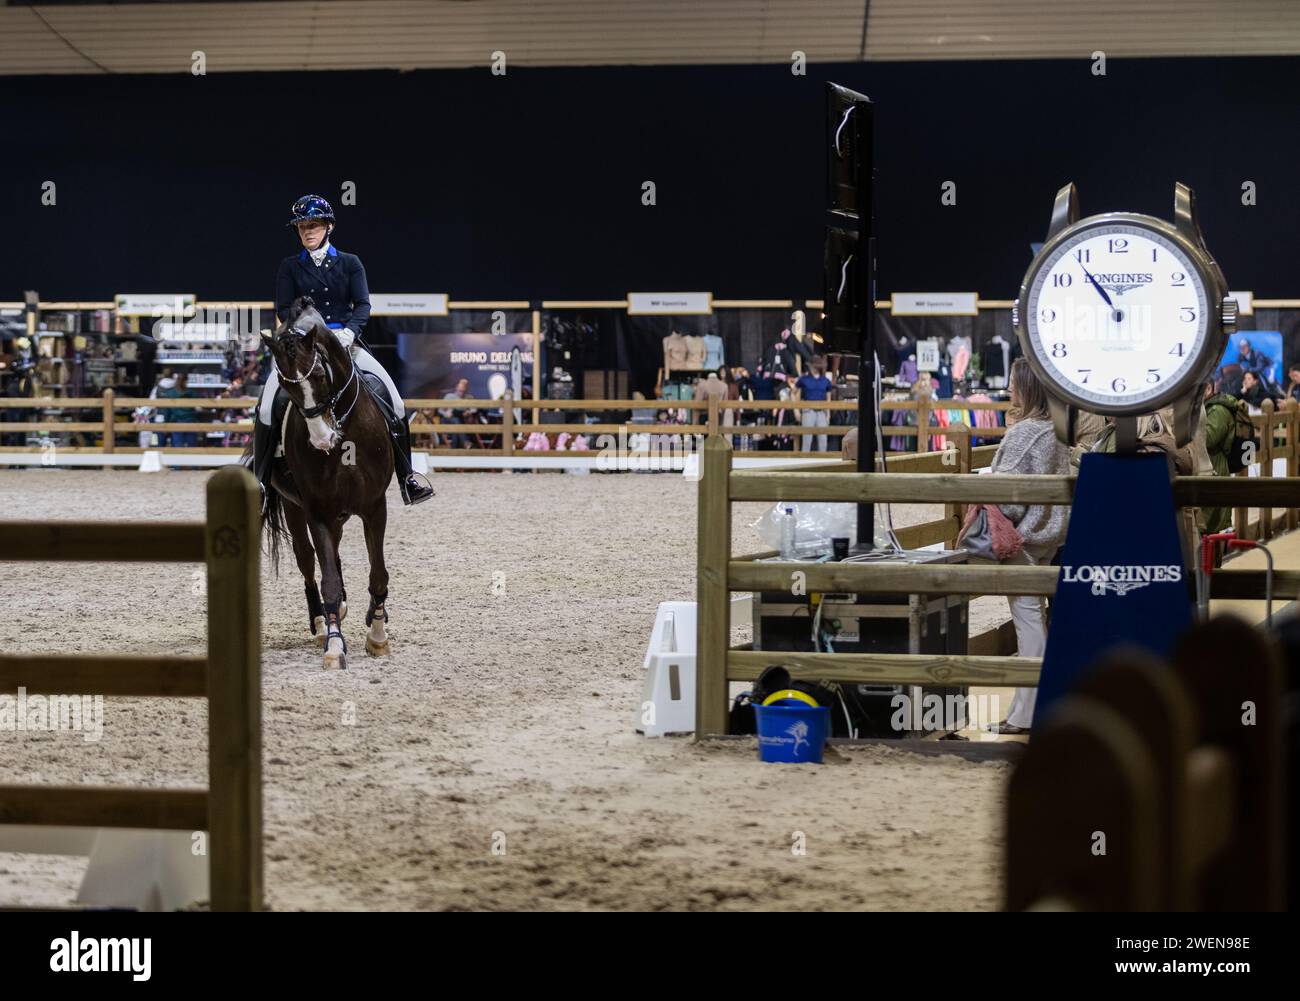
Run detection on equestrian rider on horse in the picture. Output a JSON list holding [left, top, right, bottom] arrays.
[[253, 194, 434, 505]]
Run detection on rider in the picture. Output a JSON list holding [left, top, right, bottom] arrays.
[[253, 194, 434, 505]]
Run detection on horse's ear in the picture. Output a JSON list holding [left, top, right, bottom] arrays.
[[259, 328, 273, 346]]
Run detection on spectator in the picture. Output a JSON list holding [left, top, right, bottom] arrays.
[[987, 358, 1071, 736], [161, 371, 199, 447], [1202, 379, 1242, 534], [795, 356, 834, 452], [1240, 370, 1274, 408], [439, 378, 470, 449], [1286, 363, 1300, 404]]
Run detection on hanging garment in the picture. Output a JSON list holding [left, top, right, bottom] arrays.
[[684, 335, 707, 368], [702, 333, 725, 371], [952, 346, 970, 382]]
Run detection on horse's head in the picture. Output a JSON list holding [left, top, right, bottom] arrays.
[[263, 296, 341, 452]]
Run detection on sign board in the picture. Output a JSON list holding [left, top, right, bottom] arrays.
[[627, 292, 713, 315], [369, 293, 449, 316], [398, 331, 538, 401], [154, 322, 231, 343], [890, 292, 978, 316], [115, 294, 196, 317], [916, 338, 941, 372]]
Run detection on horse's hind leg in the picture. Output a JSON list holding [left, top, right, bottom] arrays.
[[362, 501, 390, 657], [283, 501, 325, 646]]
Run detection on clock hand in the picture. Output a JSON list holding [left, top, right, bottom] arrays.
[[1078, 262, 1122, 321]]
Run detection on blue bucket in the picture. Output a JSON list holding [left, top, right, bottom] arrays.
[[754, 700, 830, 763]]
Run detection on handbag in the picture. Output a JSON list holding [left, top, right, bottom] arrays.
[[957, 503, 1024, 561]]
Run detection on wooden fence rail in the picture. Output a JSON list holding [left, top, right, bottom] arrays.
[[695, 432, 1300, 738], [0, 391, 1018, 461], [0, 466, 262, 911]]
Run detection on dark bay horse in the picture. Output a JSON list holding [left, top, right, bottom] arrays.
[[256, 296, 394, 669]]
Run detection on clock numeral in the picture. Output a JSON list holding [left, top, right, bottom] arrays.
[[1074, 248, 1091, 263], [1051, 273, 1073, 288], [1051, 342, 1067, 358], [1077, 369, 1091, 384], [1152, 248, 1159, 262], [1040, 307, 1057, 323], [1171, 272, 1186, 287], [1108, 238, 1129, 253], [1146, 369, 1161, 384], [1111, 377, 1127, 393], [1170, 342, 1185, 357], [1180, 308, 1196, 323]]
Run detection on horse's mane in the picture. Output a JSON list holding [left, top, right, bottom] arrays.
[[283, 295, 318, 326]]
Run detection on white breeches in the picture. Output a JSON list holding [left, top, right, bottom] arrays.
[[259, 346, 403, 424]]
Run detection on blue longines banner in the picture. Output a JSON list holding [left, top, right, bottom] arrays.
[[397, 333, 538, 401], [1034, 452, 1193, 723]]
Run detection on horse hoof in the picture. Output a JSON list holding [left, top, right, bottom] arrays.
[[323, 651, 346, 671], [365, 636, 390, 657], [339, 601, 348, 622]]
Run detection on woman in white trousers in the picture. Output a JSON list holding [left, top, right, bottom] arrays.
[[987, 359, 1071, 734]]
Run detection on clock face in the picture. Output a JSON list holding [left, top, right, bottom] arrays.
[[1024, 221, 1210, 410]]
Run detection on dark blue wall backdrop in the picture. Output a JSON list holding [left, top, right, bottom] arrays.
[[2, 56, 1298, 301]]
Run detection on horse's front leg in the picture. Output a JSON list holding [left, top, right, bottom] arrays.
[[362, 500, 390, 657], [282, 500, 325, 645], [308, 517, 348, 671]]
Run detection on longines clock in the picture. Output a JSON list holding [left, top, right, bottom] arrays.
[[1012, 182, 1236, 449]]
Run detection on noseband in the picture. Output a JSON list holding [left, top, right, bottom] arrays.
[[274, 329, 361, 428]]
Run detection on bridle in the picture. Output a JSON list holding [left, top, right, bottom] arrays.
[[274, 326, 362, 429]]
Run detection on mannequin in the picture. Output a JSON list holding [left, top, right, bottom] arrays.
[[770, 326, 813, 381], [683, 333, 706, 368], [702, 331, 725, 371], [981, 334, 1011, 389], [663, 330, 688, 375]]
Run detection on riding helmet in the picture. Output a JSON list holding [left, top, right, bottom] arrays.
[[287, 194, 335, 227]]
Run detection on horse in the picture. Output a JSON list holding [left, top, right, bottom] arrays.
[[253, 296, 394, 670]]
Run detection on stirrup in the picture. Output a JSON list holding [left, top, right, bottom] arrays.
[[400, 471, 435, 506]]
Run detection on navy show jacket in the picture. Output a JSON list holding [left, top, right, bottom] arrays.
[[275, 243, 372, 335]]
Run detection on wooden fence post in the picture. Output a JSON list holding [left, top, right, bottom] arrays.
[[205, 466, 263, 912], [1260, 399, 1275, 540], [1286, 399, 1299, 531], [707, 395, 718, 436], [101, 388, 115, 453], [695, 434, 732, 739], [502, 391, 515, 458], [945, 423, 972, 547], [917, 397, 931, 453]]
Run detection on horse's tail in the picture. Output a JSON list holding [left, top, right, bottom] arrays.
[[240, 437, 288, 574]]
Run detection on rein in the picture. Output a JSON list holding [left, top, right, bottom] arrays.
[[275, 336, 362, 430]]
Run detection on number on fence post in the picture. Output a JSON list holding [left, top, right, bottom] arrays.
[[205, 466, 263, 911]]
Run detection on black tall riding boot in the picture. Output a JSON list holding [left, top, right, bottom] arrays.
[[391, 414, 434, 505], [252, 418, 275, 510]]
